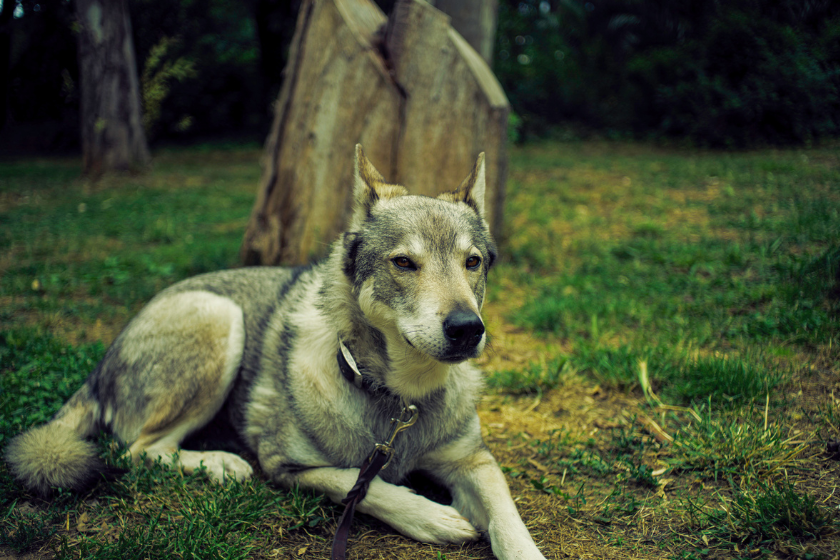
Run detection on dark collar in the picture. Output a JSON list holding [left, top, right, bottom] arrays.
[[337, 339, 392, 397]]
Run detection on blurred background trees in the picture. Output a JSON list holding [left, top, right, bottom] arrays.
[[1, 0, 839, 151], [495, 0, 840, 146]]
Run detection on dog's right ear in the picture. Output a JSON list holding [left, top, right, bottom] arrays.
[[352, 144, 407, 229]]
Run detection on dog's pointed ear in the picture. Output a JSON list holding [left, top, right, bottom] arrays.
[[439, 152, 486, 218], [352, 144, 407, 227]]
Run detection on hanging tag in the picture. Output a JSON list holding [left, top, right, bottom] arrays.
[[338, 339, 364, 389]]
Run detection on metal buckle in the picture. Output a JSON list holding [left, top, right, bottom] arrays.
[[369, 404, 419, 470]]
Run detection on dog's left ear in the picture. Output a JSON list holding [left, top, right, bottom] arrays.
[[440, 152, 486, 218]]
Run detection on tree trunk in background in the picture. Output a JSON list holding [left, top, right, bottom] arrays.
[[241, 0, 509, 266], [431, 0, 498, 64], [76, 0, 149, 176]]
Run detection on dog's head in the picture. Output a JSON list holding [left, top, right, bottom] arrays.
[[343, 145, 497, 372]]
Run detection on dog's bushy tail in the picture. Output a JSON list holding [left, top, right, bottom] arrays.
[[5, 383, 104, 495]]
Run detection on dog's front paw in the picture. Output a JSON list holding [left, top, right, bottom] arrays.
[[198, 451, 254, 483], [378, 489, 480, 545], [400, 501, 480, 545]]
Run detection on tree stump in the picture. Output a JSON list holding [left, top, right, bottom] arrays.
[[431, 0, 499, 64], [241, 0, 509, 266]]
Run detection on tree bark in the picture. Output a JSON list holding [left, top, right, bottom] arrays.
[[75, 0, 150, 176], [241, 0, 509, 266], [385, 0, 508, 219], [430, 0, 498, 64]]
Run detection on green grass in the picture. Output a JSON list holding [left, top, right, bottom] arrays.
[[482, 141, 839, 558], [37, 458, 325, 560], [670, 406, 811, 483], [0, 331, 329, 560], [485, 355, 575, 395], [726, 482, 835, 544], [0, 147, 259, 339], [680, 481, 836, 557], [1, 140, 838, 559], [0, 330, 105, 444], [0, 146, 330, 559], [489, 142, 839, 406], [569, 344, 790, 405]]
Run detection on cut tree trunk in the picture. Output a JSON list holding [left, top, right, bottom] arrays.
[[431, 0, 498, 64], [241, 0, 509, 266], [76, 0, 150, 176]]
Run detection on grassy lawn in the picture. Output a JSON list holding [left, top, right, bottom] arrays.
[[1, 140, 839, 559]]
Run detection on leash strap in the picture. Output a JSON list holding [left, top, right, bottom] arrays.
[[330, 449, 389, 560], [330, 403, 419, 560]]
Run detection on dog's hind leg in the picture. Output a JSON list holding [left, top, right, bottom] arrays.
[[105, 291, 252, 483], [5, 290, 251, 493]]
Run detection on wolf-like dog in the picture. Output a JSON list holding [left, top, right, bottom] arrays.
[[6, 145, 547, 560]]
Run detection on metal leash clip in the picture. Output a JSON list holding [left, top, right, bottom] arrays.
[[370, 404, 419, 470]]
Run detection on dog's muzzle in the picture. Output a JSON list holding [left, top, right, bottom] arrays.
[[441, 309, 485, 361]]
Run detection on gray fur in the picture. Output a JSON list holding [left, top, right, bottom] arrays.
[[4, 146, 546, 560]]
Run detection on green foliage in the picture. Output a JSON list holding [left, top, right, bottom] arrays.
[[614, 234, 832, 342], [4, 0, 272, 148], [8, 0, 840, 149], [634, 7, 840, 146], [486, 343, 789, 406], [519, 422, 663, 523], [278, 486, 327, 531], [494, 0, 840, 145], [141, 37, 198, 138], [494, 0, 618, 137], [129, 0, 265, 140], [678, 482, 836, 557]]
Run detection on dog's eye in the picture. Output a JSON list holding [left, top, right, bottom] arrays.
[[466, 256, 481, 269], [393, 257, 416, 270]]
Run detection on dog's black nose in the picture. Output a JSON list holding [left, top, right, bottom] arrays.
[[443, 310, 485, 346]]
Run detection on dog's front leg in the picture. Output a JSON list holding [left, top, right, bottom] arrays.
[[422, 447, 548, 560], [278, 466, 479, 545]]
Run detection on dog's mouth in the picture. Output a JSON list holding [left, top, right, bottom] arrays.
[[401, 334, 483, 364], [437, 352, 477, 364], [399, 310, 485, 364]]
